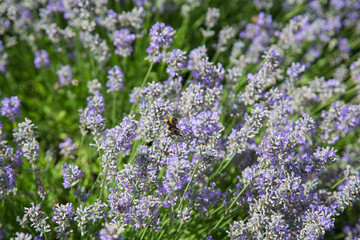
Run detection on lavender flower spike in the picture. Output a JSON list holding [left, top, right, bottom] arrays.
[[146, 22, 176, 63], [52, 203, 74, 240], [56, 65, 73, 86], [1, 96, 21, 121], [106, 65, 124, 92], [0, 166, 15, 198], [113, 29, 136, 57], [34, 50, 50, 69], [61, 163, 82, 189], [59, 138, 76, 158]]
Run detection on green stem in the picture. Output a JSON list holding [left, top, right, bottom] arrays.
[[211, 181, 251, 233], [140, 226, 148, 240], [331, 165, 360, 190], [112, 92, 117, 125], [177, 155, 199, 212], [99, 165, 108, 200], [141, 62, 154, 88], [174, 222, 184, 240], [69, 187, 76, 204], [129, 62, 154, 115], [212, 50, 220, 63], [200, 36, 208, 45], [80, 134, 85, 150]]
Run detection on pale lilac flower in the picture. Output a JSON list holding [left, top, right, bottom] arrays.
[[34, 50, 50, 69], [61, 163, 82, 189], [200, 8, 220, 38], [286, 62, 305, 78], [59, 138, 76, 158], [350, 57, 360, 84], [11, 232, 33, 240], [146, 22, 176, 63], [113, 29, 136, 57], [0, 40, 8, 73], [52, 203, 74, 240], [23, 203, 51, 237], [87, 79, 102, 94], [166, 48, 187, 77], [75, 200, 107, 236], [106, 65, 124, 92], [187, 45, 208, 71], [213, 26, 236, 52], [99, 222, 125, 240], [0, 166, 15, 198], [56, 65, 73, 86], [1, 96, 21, 121], [13, 118, 40, 166]]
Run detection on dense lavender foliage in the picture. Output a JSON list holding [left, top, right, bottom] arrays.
[[0, 0, 360, 239]]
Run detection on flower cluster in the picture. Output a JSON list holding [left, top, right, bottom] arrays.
[[61, 163, 82, 189], [1, 0, 360, 239], [1, 96, 21, 121], [146, 22, 176, 63], [106, 65, 124, 92], [59, 138, 76, 158]]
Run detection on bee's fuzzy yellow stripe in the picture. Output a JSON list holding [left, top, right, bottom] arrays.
[[169, 117, 173, 125]]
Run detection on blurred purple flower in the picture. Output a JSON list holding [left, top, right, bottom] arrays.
[[106, 65, 124, 92], [113, 29, 136, 57], [57, 65, 73, 86], [59, 138, 76, 158], [1, 96, 21, 121], [34, 50, 50, 69]]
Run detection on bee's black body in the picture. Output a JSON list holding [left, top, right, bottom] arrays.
[[167, 117, 184, 138]]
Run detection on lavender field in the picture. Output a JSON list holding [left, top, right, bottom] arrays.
[[1, 0, 360, 239]]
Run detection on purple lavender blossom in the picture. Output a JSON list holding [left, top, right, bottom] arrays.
[[320, 102, 360, 144], [192, 58, 225, 87], [101, 117, 137, 153], [342, 218, 360, 240], [75, 200, 107, 236], [113, 29, 136, 57], [12, 232, 33, 239], [80, 92, 106, 137], [166, 48, 187, 77], [59, 138, 76, 158], [106, 65, 124, 92], [200, 8, 220, 38], [52, 203, 74, 239], [56, 65, 73, 86], [213, 26, 236, 52], [13, 118, 40, 166], [239, 12, 276, 63], [350, 57, 360, 84], [163, 155, 191, 193], [79, 92, 105, 136], [146, 22, 176, 63], [34, 50, 50, 69], [1, 96, 21, 121], [98, 222, 125, 240], [299, 204, 338, 239], [61, 163, 82, 189], [0, 166, 15, 198], [87, 79, 102, 94], [286, 62, 305, 78], [338, 37, 350, 54], [23, 203, 51, 236], [187, 45, 208, 71], [0, 40, 8, 73]]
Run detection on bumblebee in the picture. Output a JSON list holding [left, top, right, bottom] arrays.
[[167, 117, 184, 138]]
